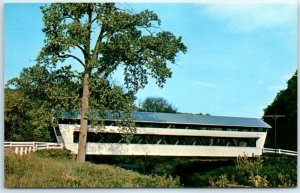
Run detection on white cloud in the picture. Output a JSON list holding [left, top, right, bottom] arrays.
[[201, 3, 296, 32], [192, 81, 218, 88]]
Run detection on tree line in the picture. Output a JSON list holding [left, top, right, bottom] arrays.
[[263, 71, 297, 151]]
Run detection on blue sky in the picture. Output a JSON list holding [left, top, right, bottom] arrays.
[[4, 2, 297, 118]]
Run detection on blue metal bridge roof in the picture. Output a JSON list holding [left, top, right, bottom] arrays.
[[60, 112, 271, 129], [130, 112, 271, 128]]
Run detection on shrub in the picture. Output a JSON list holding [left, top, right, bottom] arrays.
[[152, 163, 176, 176], [235, 154, 262, 177], [234, 155, 270, 187], [248, 175, 269, 188], [133, 174, 180, 188], [261, 154, 297, 187], [35, 149, 71, 160], [213, 154, 296, 188], [277, 173, 295, 187], [214, 175, 230, 188]]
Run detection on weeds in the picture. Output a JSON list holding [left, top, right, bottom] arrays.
[[35, 149, 72, 160], [207, 154, 296, 188], [4, 153, 180, 188]]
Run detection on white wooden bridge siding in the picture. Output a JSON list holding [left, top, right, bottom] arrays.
[[59, 124, 267, 157], [65, 143, 262, 157]]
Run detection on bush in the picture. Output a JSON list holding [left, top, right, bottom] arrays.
[[133, 175, 180, 188], [214, 175, 230, 187], [248, 175, 269, 188], [206, 154, 296, 188], [261, 154, 297, 187], [186, 166, 236, 187], [35, 149, 71, 160]]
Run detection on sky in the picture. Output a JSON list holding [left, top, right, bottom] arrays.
[[3, 2, 298, 118]]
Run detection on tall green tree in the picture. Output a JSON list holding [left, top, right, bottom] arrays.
[[36, 3, 187, 162], [138, 97, 177, 113], [263, 71, 297, 151]]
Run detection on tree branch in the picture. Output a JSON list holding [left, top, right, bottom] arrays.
[[57, 54, 85, 67], [91, 16, 98, 25], [91, 28, 105, 63], [76, 45, 85, 54], [65, 15, 80, 23], [76, 45, 88, 61], [103, 63, 119, 79], [85, 4, 93, 61]]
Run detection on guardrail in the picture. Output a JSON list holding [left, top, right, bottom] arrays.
[[4, 141, 64, 155], [263, 148, 297, 156]]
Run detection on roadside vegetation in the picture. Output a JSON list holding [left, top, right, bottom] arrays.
[[189, 154, 297, 188], [4, 149, 180, 188], [4, 149, 296, 188], [195, 154, 297, 188], [87, 153, 297, 188]]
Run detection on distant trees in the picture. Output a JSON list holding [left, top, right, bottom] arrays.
[[138, 97, 177, 113], [263, 71, 297, 151]]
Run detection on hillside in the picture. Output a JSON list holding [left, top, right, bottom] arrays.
[[4, 149, 296, 188], [4, 151, 180, 188]]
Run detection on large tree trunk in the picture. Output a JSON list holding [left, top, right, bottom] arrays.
[[77, 72, 90, 162]]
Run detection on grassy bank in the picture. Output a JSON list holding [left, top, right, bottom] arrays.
[[88, 153, 297, 188], [4, 151, 180, 188], [5, 149, 296, 188], [186, 154, 297, 188]]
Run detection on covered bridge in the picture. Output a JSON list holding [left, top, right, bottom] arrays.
[[55, 112, 271, 157]]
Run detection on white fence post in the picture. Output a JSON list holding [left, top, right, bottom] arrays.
[[34, 142, 37, 152], [20, 147, 23, 156], [15, 147, 19, 155]]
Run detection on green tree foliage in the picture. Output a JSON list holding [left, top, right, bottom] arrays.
[[138, 97, 177, 113], [4, 88, 55, 142], [7, 65, 81, 112], [6, 62, 136, 142], [18, 3, 187, 162], [5, 64, 80, 142], [263, 70, 297, 150]]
